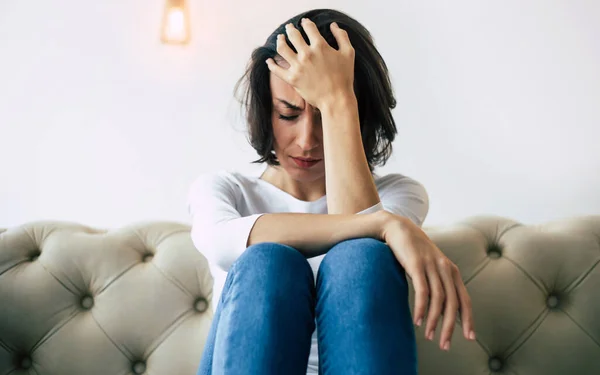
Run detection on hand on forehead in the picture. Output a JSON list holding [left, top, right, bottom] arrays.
[[270, 57, 315, 111], [274, 56, 290, 69]]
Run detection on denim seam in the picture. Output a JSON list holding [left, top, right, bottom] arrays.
[[221, 262, 237, 305]]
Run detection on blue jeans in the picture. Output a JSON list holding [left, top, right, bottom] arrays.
[[197, 238, 417, 375]]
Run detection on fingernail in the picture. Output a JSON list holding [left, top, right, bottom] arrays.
[[416, 318, 422, 327], [443, 341, 450, 351], [469, 331, 476, 340], [427, 331, 434, 341], [332, 22, 338, 28]]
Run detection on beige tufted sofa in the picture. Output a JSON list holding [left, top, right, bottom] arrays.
[[1, 215, 599, 375]]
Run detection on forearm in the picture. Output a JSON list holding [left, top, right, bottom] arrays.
[[319, 94, 381, 214], [247, 210, 389, 258]]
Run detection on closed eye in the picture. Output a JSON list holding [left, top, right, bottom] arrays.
[[278, 114, 299, 121]]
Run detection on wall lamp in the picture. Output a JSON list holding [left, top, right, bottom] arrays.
[[161, 0, 191, 45]]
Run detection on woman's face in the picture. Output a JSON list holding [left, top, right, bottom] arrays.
[[269, 58, 325, 183]]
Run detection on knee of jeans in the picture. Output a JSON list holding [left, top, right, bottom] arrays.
[[319, 238, 406, 286], [235, 242, 313, 281]]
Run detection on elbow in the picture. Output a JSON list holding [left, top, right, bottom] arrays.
[[190, 226, 234, 272]]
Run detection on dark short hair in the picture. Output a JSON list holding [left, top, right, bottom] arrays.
[[234, 8, 397, 173]]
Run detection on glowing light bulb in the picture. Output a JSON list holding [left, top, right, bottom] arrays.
[[161, 0, 190, 44]]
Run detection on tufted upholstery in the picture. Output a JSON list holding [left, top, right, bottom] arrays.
[[1, 215, 599, 375], [0, 221, 214, 375], [410, 216, 600, 374]]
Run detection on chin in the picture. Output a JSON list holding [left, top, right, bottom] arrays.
[[284, 162, 324, 182]]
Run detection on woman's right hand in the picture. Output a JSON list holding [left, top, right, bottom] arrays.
[[379, 212, 476, 351]]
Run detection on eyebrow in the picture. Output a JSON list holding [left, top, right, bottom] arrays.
[[275, 98, 320, 113], [275, 99, 303, 111]]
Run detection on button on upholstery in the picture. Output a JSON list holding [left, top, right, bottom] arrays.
[[142, 253, 154, 262], [21, 357, 32, 369], [29, 251, 40, 261], [195, 297, 208, 313], [488, 250, 501, 259], [547, 295, 559, 308], [489, 357, 503, 371], [132, 361, 146, 374], [81, 295, 94, 310], [487, 243, 502, 259]]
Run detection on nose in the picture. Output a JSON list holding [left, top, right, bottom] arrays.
[[296, 109, 321, 151]]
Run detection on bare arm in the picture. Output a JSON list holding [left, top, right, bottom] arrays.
[[320, 94, 381, 215], [247, 210, 389, 258], [266, 20, 380, 215]]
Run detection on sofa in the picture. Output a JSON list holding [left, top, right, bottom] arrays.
[[1, 215, 599, 375]]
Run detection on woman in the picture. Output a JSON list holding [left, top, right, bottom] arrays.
[[187, 8, 476, 375]]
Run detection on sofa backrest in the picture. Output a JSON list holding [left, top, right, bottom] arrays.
[[0, 221, 213, 375], [1, 216, 599, 374], [412, 215, 600, 374]]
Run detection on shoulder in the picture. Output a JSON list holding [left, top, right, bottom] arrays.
[[372, 172, 429, 226], [188, 169, 259, 195], [374, 172, 428, 197]]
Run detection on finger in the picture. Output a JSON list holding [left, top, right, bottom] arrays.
[[330, 22, 353, 53], [275, 34, 297, 66], [438, 260, 459, 351], [300, 18, 326, 47], [424, 261, 445, 343], [407, 259, 429, 328], [285, 23, 308, 54], [453, 266, 475, 340], [265, 58, 289, 82]]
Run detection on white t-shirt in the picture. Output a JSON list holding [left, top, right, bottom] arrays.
[[186, 166, 429, 375]]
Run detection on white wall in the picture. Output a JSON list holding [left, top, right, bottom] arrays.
[[1, 0, 598, 229]]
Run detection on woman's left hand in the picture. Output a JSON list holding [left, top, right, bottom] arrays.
[[266, 18, 355, 109], [381, 212, 476, 351]]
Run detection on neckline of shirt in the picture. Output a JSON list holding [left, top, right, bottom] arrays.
[[253, 177, 328, 204], [247, 166, 327, 205], [245, 166, 380, 205]]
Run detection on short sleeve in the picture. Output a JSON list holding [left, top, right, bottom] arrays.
[[187, 172, 265, 272]]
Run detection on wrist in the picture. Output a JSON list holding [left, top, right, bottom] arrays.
[[372, 210, 396, 241], [378, 211, 410, 242], [318, 91, 357, 115]]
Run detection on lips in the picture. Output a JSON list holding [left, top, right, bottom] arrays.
[[291, 157, 321, 168], [293, 157, 321, 162]]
